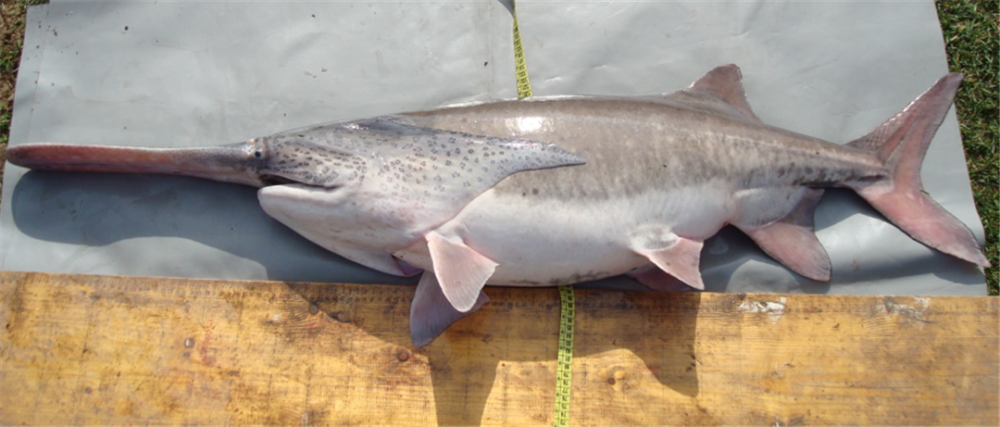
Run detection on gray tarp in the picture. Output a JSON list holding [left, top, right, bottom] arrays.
[[0, 0, 987, 295]]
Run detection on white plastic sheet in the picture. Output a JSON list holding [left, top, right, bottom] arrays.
[[1, 0, 987, 295]]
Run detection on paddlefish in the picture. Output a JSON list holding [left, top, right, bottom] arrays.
[[7, 65, 989, 346]]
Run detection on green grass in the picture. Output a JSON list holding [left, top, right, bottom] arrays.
[[0, 2, 27, 175], [937, 0, 998, 294], [0, 1, 995, 292], [0, 0, 44, 188]]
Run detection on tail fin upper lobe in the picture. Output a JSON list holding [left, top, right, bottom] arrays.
[[847, 73, 989, 267]]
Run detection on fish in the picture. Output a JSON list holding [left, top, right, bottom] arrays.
[[7, 65, 989, 347]]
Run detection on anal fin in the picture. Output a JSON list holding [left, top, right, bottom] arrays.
[[410, 272, 489, 347], [634, 235, 705, 290], [426, 231, 498, 312], [739, 188, 831, 281]]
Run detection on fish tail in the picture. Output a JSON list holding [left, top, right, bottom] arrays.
[[846, 73, 989, 267]]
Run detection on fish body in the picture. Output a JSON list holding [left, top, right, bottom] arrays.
[[7, 65, 989, 346], [390, 95, 884, 288]]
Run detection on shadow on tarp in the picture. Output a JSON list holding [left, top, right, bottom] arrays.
[[11, 170, 416, 285], [812, 189, 986, 288]]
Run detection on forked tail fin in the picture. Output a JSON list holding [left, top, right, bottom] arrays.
[[847, 73, 989, 267]]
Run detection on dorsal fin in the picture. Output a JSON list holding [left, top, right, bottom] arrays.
[[663, 64, 761, 123]]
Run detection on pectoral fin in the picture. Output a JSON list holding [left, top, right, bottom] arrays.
[[426, 231, 498, 312], [739, 188, 831, 281], [410, 272, 489, 347], [634, 235, 705, 290]]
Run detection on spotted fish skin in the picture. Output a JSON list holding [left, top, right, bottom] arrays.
[[255, 117, 585, 277], [258, 117, 583, 191]]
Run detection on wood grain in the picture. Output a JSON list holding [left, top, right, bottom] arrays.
[[1, 271, 996, 426]]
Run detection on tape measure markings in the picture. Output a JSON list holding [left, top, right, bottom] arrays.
[[554, 285, 575, 427], [511, 0, 532, 99], [509, 3, 572, 425]]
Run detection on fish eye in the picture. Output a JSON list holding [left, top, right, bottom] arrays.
[[254, 150, 263, 159]]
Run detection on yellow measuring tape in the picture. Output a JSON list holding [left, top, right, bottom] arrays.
[[511, 0, 532, 99], [510, 3, 571, 425], [554, 285, 575, 426]]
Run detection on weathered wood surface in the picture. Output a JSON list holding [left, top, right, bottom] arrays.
[[1, 271, 996, 426]]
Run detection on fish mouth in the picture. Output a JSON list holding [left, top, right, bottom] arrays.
[[259, 174, 301, 186], [257, 174, 343, 191]]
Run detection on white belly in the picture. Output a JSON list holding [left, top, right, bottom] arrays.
[[393, 179, 734, 286]]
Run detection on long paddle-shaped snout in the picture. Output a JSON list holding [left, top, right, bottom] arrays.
[[7, 142, 270, 187]]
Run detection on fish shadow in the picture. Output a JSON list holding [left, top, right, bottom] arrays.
[[814, 189, 985, 287], [10, 171, 415, 285], [690, 189, 985, 294], [13, 170, 697, 424], [285, 281, 701, 425]]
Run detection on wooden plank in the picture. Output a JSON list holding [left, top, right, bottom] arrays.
[[1, 271, 996, 426]]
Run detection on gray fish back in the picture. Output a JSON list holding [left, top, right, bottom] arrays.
[[402, 98, 883, 201]]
